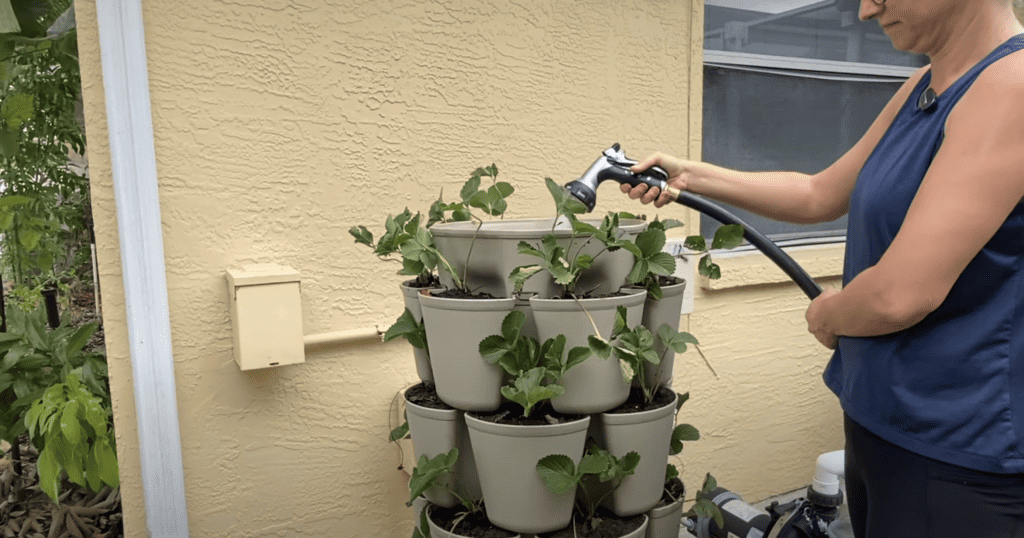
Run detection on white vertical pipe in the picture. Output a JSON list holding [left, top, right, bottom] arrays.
[[94, 1, 190, 536]]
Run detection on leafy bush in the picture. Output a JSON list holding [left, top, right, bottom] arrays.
[[25, 371, 118, 502], [0, 303, 113, 503]]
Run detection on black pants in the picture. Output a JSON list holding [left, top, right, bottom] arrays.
[[844, 414, 1024, 538]]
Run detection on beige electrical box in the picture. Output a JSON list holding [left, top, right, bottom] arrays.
[[225, 265, 304, 370]]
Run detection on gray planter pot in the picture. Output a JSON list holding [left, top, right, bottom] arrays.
[[529, 289, 647, 414], [404, 387, 482, 506], [426, 505, 521, 538], [430, 218, 647, 299], [645, 497, 684, 538], [541, 515, 650, 538], [419, 293, 516, 411], [464, 412, 591, 535], [591, 390, 679, 517], [636, 278, 687, 390], [401, 282, 442, 384]]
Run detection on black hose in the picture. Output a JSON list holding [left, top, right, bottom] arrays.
[[674, 191, 822, 300]]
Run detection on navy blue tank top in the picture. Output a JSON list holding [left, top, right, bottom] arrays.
[[824, 34, 1024, 473]]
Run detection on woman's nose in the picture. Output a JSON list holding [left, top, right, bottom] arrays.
[[859, 0, 884, 21]]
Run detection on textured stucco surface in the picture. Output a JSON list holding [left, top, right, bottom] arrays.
[[75, 0, 841, 535]]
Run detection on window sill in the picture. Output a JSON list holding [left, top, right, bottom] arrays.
[[682, 242, 845, 293]]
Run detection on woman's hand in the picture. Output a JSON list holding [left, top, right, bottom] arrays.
[[620, 152, 691, 207], [806, 288, 841, 349]]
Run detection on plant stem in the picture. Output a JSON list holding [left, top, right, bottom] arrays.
[[694, 344, 719, 379], [570, 292, 604, 343], [461, 217, 483, 290]]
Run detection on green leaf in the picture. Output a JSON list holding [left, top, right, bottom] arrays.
[[389, 420, 410, 442], [37, 446, 61, 502], [683, 235, 706, 252], [97, 440, 120, 487], [407, 449, 458, 506], [501, 367, 564, 417], [65, 323, 96, 356], [577, 453, 610, 476], [700, 472, 718, 495], [676, 391, 690, 412], [0, 1, 21, 33], [508, 265, 542, 294], [384, 309, 428, 350], [62, 444, 86, 487], [635, 228, 666, 257], [666, 463, 680, 482], [618, 451, 641, 475], [1, 92, 33, 128], [349, 225, 374, 247], [478, 334, 512, 366], [711, 224, 745, 250], [501, 310, 525, 343], [670, 424, 700, 455], [460, 173, 481, 204], [587, 335, 612, 361], [564, 346, 591, 373], [0, 194, 31, 210], [648, 252, 676, 276], [60, 399, 82, 445], [536, 454, 579, 495], [658, 325, 699, 354], [83, 399, 107, 435], [85, 447, 103, 491], [698, 255, 721, 280], [494, 181, 514, 198], [18, 227, 42, 250], [627, 259, 648, 284], [691, 497, 725, 530], [656, 218, 685, 231], [0, 127, 18, 158]]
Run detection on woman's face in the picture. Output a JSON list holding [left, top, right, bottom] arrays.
[[858, 0, 967, 54]]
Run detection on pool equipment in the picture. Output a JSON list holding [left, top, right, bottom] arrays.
[[686, 451, 849, 538]]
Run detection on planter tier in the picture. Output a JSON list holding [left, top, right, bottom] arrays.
[[426, 505, 521, 538], [430, 218, 647, 299], [401, 282, 441, 384], [464, 413, 591, 535], [637, 278, 687, 390], [539, 514, 650, 538], [530, 289, 647, 414], [646, 497, 685, 538], [404, 387, 482, 506], [591, 390, 679, 517], [419, 294, 516, 411]]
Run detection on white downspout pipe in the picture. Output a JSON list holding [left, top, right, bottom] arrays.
[[94, 1, 190, 536]]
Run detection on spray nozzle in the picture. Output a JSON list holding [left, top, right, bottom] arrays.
[[564, 143, 671, 212]]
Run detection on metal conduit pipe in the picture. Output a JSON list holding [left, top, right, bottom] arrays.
[[303, 326, 385, 348]]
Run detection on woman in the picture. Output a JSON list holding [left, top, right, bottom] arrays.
[[623, 1, 1024, 536]]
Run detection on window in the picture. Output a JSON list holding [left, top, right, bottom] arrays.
[[700, 0, 927, 245]]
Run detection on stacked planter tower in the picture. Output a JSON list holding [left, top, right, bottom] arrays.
[[396, 215, 695, 538]]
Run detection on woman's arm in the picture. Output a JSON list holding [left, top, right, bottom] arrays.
[[626, 68, 930, 224], [806, 55, 1024, 348]]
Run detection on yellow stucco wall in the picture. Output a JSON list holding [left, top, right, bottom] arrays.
[[75, 0, 841, 536]]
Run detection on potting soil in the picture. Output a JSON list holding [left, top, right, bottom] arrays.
[[405, 382, 454, 410], [604, 386, 675, 414], [468, 402, 585, 426]]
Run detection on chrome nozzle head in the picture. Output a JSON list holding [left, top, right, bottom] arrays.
[[564, 180, 597, 212]]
